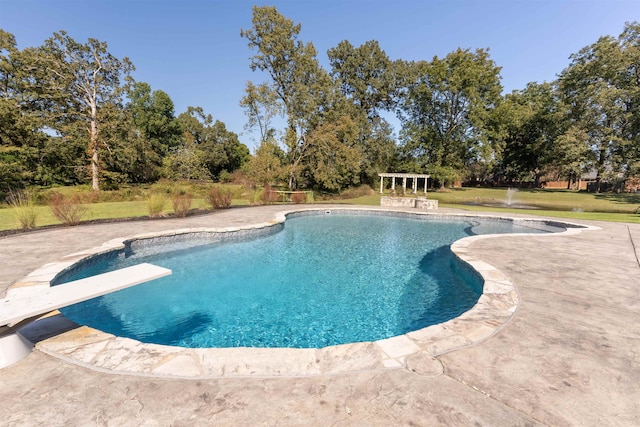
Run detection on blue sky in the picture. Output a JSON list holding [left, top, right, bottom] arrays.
[[1, 0, 637, 149]]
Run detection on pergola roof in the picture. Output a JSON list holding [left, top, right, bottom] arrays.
[[378, 173, 430, 178]]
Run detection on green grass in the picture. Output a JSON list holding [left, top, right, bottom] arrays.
[[0, 198, 239, 231], [1, 185, 638, 232], [426, 187, 640, 213], [332, 188, 640, 223]]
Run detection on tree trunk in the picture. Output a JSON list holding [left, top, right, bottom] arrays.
[[288, 172, 296, 191], [90, 103, 100, 191]]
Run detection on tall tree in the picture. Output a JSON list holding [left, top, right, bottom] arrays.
[[241, 5, 331, 189], [559, 21, 640, 185], [328, 39, 397, 118], [166, 106, 249, 180], [399, 48, 502, 186], [499, 82, 567, 186], [0, 30, 42, 191], [126, 81, 181, 181], [244, 139, 285, 186], [304, 114, 362, 191], [37, 31, 134, 190], [328, 40, 399, 185], [240, 81, 282, 144]]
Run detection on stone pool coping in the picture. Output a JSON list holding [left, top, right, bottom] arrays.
[[8, 207, 599, 379]]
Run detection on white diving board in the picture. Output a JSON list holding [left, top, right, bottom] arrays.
[[0, 263, 172, 330]]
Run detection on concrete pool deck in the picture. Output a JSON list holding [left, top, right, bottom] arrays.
[[0, 205, 639, 425]]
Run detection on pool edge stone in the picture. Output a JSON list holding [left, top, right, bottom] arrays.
[[13, 206, 594, 378]]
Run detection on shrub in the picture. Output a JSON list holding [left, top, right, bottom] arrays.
[[146, 193, 167, 218], [261, 184, 280, 204], [207, 186, 233, 209], [231, 170, 251, 186], [172, 193, 193, 218], [49, 193, 87, 226], [7, 190, 38, 229], [340, 185, 375, 199], [290, 191, 307, 204], [218, 170, 232, 183], [244, 185, 261, 205]]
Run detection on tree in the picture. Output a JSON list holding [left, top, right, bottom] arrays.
[[172, 106, 249, 180], [553, 125, 594, 188], [328, 40, 399, 185], [559, 22, 640, 185], [241, 5, 332, 189], [37, 31, 134, 190], [398, 49, 502, 187], [0, 29, 18, 98], [0, 97, 42, 190], [240, 81, 282, 144], [499, 82, 566, 186], [126, 82, 181, 182], [0, 30, 48, 190], [304, 115, 362, 191], [328, 39, 398, 118], [244, 139, 285, 186]]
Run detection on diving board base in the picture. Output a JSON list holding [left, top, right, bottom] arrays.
[[0, 332, 33, 369]]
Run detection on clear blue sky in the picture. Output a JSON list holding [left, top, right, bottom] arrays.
[[1, 0, 637, 149]]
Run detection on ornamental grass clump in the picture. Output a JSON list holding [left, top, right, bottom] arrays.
[[172, 193, 192, 218], [7, 190, 38, 229], [49, 192, 87, 226], [261, 184, 280, 204], [146, 193, 167, 218], [207, 186, 233, 209]]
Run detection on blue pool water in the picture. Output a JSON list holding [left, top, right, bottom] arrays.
[[57, 213, 551, 349]]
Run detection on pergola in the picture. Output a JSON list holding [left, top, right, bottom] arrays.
[[378, 173, 430, 195]]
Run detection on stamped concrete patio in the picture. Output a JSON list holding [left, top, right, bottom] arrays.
[[0, 205, 638, 426]]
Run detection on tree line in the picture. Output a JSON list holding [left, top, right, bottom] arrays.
[[0, 29, 249, 193], [241, 7, 639, 191], [2, 7, 639, 195]]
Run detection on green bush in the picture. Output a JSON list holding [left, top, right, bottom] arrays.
[[218, 170, 232, 183]]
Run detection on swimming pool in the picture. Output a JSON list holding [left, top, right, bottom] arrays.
[[55, 211, 554, 349]]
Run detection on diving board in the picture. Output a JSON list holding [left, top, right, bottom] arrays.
[[0, 263, 172, 331]]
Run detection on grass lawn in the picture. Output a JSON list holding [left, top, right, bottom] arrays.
[[0, 198, 220, 231], [427, 187, 640, 213], [334, 188, 640, 223], [0, 186, 638, 232]]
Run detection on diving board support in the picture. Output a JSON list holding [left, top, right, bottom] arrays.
[[0, 263, 172, 333]]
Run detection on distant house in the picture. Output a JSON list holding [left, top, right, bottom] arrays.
[[622, 176, 640, 192], [542, 170, 597, 190], [545, 171, 640, 193]]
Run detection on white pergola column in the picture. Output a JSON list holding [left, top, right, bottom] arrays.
[[378, 173, 431, 197]]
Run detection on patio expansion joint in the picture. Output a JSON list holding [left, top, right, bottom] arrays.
[[445, 369, 545, 425], [626, 225, 640, 268]]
